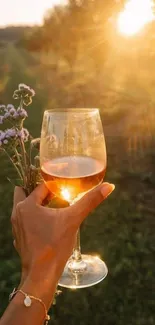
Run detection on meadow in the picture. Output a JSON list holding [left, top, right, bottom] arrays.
[[0, 33, 155, 325]]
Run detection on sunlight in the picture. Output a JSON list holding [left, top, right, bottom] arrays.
[[61, 188, 71, 202], [117, 0, 154, 36], [0, 0, 67, 26]]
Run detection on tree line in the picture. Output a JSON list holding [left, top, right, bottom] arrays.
[[20, 0, 126, 68]]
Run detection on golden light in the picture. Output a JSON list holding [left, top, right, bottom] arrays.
[[117, 0, 154, 36], [94, 255, 101, 260], [0, 0, 67, 27], [61, 188, 71, 202]]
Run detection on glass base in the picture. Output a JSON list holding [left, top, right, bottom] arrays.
[[58, 254, 108, 289]]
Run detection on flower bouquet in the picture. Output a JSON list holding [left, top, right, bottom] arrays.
[[0, 84, 41, 194]]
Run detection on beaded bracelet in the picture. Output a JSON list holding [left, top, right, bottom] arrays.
[[9, 288, 50, 325]]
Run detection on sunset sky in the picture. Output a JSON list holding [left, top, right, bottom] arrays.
[[0, 0, 67, 27]]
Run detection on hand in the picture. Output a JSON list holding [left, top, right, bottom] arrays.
[[11, 182, 115, 285]]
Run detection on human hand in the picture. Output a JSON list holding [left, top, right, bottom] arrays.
[[11, 182, 115, 285]]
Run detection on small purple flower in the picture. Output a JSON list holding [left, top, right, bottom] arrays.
[[4, 112, 10, 119], [0, 131, 5, 141], [18, 128, 29, 142], [17, 130, 22, 137], [19, 108, 28, 118], [0, 128, 18, 148], [7, 104, 15, 111], [9, 107, 16, 115], [3, 106, 28, 122], [12, 112, 19, 119], [6, 129, 16, 137]]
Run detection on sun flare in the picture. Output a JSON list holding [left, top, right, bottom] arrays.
[[61, 188, 71, 202], [117, 0, 154, 36]]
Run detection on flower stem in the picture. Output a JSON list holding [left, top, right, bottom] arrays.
[[19, 139, 28, 187], [3, 149, 23, 181], [19, 99, 23, 112], [14, 148, 25, 181], [18, 99, 29, 188]]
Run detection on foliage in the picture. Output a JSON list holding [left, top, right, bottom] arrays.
[[0, 26, 31, 43], [21, 0, 125, 68]]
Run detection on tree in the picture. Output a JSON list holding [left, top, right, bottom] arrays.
[[24, 0, 126, 69]]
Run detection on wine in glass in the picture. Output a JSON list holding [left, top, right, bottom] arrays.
[[40, 108, 108, 288]]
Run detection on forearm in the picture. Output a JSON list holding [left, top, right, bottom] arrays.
[[0, 263, 59, 325]]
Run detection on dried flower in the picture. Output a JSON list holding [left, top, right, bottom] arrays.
[[19, 83, 35, 96], [18, 128, 29, 142], [4, 112, 10, 119], [7, 104, 15, 111], [0, 128, 18, 148], [5, 129, 17, 138], [31, 138, 40, 150], [0, 126, 30, 149], [17, 107, 28, 118], [13, 84, 35, 106], [9, 107, 16, 115], [2, 106, 28, 124], [0, 83, 39, 196]]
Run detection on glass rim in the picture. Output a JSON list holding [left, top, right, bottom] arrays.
[[44, 108, 99, 114]]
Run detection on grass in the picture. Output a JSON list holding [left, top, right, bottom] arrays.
[[0, 43, 155, 324]]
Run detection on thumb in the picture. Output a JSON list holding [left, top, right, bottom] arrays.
[[70, 182, 115, 226], [13, 187, 26, 209]]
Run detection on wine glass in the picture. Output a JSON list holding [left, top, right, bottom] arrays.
[[40, 108, 108, 289]]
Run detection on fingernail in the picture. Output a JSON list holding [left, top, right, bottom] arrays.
[[101, 183, 115, 198]]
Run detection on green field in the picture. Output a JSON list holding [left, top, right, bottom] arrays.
[[0, 42, 155, 325]]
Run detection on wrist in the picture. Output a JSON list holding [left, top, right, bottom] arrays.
[[18, 269, 28, 289], [21, 260, 60, 309]]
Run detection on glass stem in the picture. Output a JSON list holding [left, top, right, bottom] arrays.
[[68, 227, 87, 273], [72, 229, 82, 262]]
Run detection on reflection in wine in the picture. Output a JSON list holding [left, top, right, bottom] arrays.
[[41, 156, 106, 203]]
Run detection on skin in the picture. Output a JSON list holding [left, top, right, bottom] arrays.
[[0, 182, 115, 325]]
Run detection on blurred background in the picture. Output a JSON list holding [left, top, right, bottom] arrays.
[[0, 0, 155, 324]]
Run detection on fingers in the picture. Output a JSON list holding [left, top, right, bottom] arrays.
[[13, 187, 26, 210], [12, 187, 24, 249], [100, 183, 115, 198], [12, 187, 26, 226], [70, 182, 115, 225], [28, 182, 49, 205]]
